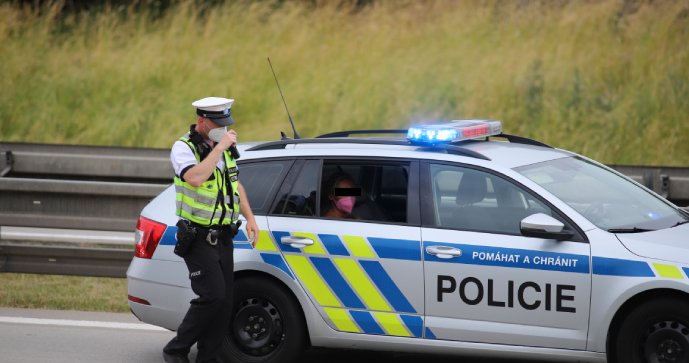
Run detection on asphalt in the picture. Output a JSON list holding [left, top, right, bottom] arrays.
[[0, 308, 545, 363]]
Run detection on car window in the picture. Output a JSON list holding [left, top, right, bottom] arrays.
[[430, 163, 555, 235], [321, 161, 409, 223], [272, 160, 320, 216], [238, 160, 293, 214], [516, 156, 688, 231]]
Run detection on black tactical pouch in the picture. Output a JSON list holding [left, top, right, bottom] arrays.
[[174, 219, 197, 257], [229, 220, 242, 238]]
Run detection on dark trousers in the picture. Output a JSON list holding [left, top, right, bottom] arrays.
[[164, 232, 234, 363]]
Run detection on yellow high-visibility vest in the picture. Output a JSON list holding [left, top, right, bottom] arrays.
[[173, 136, 239, 226]]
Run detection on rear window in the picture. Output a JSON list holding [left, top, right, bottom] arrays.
[[238, 160, 292, 214]]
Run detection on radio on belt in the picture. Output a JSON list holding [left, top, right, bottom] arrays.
[[406, 120, 503, 145]]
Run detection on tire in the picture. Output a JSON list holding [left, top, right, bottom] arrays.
[[614, 297, 689, 363], [220, 276, 307, 363]]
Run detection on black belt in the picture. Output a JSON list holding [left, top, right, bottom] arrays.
[[187, 221, 227, 230], [186, 220, 241, 245]]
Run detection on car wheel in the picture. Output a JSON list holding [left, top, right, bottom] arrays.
[[614, 297, 689, 363], [220, 276, 307, 363]]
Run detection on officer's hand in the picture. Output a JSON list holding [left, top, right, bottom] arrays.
[[246, 218, 259, 248], [217, 130, 237, 150]]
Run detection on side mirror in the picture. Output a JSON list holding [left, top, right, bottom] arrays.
[[520, 213, 573, 241]]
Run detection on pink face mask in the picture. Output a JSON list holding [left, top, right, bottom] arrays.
[[335, 196, 355, 214]]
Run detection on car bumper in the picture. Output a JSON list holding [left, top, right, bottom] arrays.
[[126, 257, 194, 331]]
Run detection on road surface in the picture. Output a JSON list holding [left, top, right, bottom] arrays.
[[0, 307, 547, 363]]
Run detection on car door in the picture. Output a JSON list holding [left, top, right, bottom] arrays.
[[421, 161, 591, 349], [231, 158, 293, 248], [265, 158, 430, 339]]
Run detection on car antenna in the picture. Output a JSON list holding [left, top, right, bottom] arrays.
[[268, 57, 301, 140]]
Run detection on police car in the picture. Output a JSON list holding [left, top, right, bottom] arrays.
[[127, 120, 689, 363]]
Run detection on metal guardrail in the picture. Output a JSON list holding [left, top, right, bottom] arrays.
[[0, 244, 131, 278], [0, 141, 688, 278], [0, 226, 134, 278], [0, 142, 172, 181], [0, 177, 167, 231], [0, 142, 165, 277], [0, 226, 134, 246], [0, 142, 170, 232], [609, 165, 689, 206]]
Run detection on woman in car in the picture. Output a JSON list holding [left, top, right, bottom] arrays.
[[322, 172, 360, 219]]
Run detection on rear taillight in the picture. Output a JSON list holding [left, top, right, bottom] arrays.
[[128, 295, 151, 305], [134, 216, 166, 259]]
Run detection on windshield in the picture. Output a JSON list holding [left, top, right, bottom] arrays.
[[515, 156, 688, 231]]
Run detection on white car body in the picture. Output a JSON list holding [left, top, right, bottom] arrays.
[[127, 125, 689, 363]]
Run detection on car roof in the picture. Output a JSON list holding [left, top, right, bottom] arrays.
[[240, 136, 573, 169], [458, 140, 573, 168]]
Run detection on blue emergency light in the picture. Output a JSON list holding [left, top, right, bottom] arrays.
[[406, 120, 503, 145]]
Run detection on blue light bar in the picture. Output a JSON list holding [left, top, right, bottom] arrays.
[[407, 120, 503, 145]]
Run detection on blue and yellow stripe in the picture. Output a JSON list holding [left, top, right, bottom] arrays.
[[359, 260, 416, 313], [318, 234, 350, 256], [652, 263, 685, 279], [172, 226, 689, 283], [168, 226, 689, 341], [310, 257, 365, 309], [259, 231, 418, 314], [323, 308, 428, 338]]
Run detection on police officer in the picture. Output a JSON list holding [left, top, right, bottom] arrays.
[[163, 97, 259, 363]]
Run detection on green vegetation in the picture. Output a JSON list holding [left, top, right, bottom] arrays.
[[0, 273, 128, 312], [0, 0, 687, 165]]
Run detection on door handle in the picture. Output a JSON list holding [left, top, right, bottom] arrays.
[[281, 236, 314, 249], [426, 246, 462, 259]]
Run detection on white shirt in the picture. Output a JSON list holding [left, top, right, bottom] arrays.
[[171, 139, 225, 177]]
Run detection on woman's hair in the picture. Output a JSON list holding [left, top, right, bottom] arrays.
[[324, 172, 355, 197]]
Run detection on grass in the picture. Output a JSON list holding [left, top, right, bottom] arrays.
[[0, 273, 128, 313], [0, 0, 688, 165]]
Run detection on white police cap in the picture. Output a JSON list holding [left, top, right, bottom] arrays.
[[192, 97, 235, 126]]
